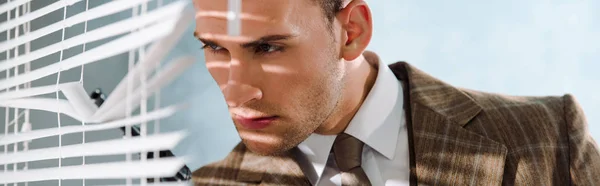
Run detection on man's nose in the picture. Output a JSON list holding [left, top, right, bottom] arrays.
[[222, 58, 262, 108], [222, 82, 262, 107]]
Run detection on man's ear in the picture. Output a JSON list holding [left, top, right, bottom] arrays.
[[337, 0, 373, 61]]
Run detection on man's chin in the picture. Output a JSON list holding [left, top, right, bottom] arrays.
[[242, 139, 293, 156]]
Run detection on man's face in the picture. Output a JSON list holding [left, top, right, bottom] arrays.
[[193, 0, 345, 155]]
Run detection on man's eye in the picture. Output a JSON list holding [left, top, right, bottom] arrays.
[[202, 43, 224, 51], [255, 44, 282, 54]]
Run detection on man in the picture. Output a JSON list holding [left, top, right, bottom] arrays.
[[190, 0, 600, 185]]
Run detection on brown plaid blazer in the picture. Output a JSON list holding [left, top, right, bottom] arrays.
[[192, 62, 600, 186]]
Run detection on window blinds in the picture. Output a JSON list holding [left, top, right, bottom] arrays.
[[0, 0, 245, 185]]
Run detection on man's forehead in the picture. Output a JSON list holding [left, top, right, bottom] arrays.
[[193, 0, 295, 19], [193, 0, 321, 42]]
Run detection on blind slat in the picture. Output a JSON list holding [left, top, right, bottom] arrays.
[[0, 55, 192, 122], [0, 81, 97, 121], [94, 56, 194, 121], [0, 98, 82, 120], [0, 82, 95, 121], [0, 0, 32, 14], [96, 6, 194, 117], [0, 0, 186, 55], [59, 81, 98, 119], [0, 131, 186, 164], [0, 82, 79, 101], [0, 157, 186, 183], [0, 17, 180, 90], [0, 0, 82, 32], [0, 105, 181, 145]]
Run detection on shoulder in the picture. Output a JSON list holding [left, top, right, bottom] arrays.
[[462, 88, 565, 114], [461, 88, 570, 141], [191, 143, 247, 184], [462, 88, 569, 125]]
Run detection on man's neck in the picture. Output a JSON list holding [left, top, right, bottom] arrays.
[[315, 53, 379, 135]]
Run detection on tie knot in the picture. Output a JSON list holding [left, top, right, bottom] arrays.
[[332, 133, 365, 171]]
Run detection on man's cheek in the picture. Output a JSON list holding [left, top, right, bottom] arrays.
[[206, 64, 230, 85]]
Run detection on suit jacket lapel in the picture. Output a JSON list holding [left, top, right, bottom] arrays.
[[236, 147, 310, 185], [390, 62, 508, 185]]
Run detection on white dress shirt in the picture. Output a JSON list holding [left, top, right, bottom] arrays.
[[295, 54, 410, 186]]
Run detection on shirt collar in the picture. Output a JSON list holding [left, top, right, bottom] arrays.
[[296, 51, 404, 178], [297, 133, 336, 183], [343, 51, 402, 160]]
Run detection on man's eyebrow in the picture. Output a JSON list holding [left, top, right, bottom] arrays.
[[192, 31, 296, 47], [240, 34, 296, 48], [193, 31, 214, 45]]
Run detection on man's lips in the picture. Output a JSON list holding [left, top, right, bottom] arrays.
[[234, 115, 279, 130]]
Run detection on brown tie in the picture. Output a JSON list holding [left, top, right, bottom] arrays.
[[332, 133, 372, 186]]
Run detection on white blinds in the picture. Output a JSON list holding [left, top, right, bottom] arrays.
[[0, 0, 232, 185]]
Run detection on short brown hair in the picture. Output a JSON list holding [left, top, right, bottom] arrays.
[[313, 0, 343, 25]]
